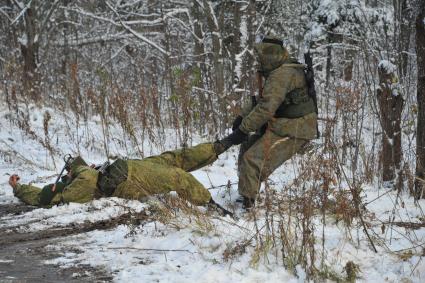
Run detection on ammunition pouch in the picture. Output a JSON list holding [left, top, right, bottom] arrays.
[[97, 159, 128, 197], [275, 88, 316, 119]]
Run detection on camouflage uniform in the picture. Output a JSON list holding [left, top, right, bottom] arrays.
[[13, 143, 222, 207], [236, 38, 318, 200]]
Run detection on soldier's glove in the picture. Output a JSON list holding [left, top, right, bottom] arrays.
[[231, 116, 243, 131], [228, 128, 248, 145]]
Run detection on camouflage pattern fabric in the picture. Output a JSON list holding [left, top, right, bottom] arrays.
[[238, 129, 312, 199], [13, 143, 218, 207], [237, 38, 318, 199], [39, 181, 67, 206], [113, 143, 216, 205], [13, 165, 99, 207], [13, 184, 45, 206]]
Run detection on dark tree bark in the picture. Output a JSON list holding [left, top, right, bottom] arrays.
[[244, 0, 257, 99], [415, 1, 425, 198], [394, 0, 413, 78], [377, 64, 404, 185], [203, 0, 224, 96], [21, 6, 40, 100]]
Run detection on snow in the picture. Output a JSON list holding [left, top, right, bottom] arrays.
[[378, 60, 397, 75], [1, 103, 424, 282], [0, 198, 147, 232]]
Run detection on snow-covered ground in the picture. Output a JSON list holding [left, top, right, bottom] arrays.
[[1, 104, 424, 282]]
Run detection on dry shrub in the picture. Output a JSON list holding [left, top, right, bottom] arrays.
[[329, 190, 357, 225], [148, 194, 215, 235]]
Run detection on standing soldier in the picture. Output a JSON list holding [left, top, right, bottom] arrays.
[[222, 36, 318, 208]]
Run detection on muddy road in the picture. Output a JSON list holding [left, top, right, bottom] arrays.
[[0, 203, 148, 282]]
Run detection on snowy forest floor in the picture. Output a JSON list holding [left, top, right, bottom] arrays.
[[0, 104, 425, 282]]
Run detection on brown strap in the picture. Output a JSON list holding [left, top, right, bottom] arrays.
[[257, 72, 263, 98]]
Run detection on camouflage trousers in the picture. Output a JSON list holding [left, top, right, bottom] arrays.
[[238, 129, 307, 199]]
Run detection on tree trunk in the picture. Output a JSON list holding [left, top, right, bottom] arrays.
[[244, 0, 256, 99], [203, 0, 224, 96], [394, 0, 413, 78], [191, 0, 207, 133], [21, 6, 40, 100], [415, 1, 425, 198], [377, 63, 403, 185]]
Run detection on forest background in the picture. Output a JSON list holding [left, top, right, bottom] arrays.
[[1, 0, 425, 197], [1, 1, 425, 280]]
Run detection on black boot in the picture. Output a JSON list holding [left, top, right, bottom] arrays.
[[243, 197, 255, 209], [236, 196, 255, 209]]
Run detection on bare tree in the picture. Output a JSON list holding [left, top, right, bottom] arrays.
[[377, 62, 403, 186], [9, 0, 61, 100], [415, 0, 425, 198]]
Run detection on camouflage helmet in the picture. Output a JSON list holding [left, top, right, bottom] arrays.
[[254, 35, 289, 74]]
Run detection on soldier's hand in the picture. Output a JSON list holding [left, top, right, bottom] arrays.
[[228, 129, 248, 145], [8, 174, 20, 189]]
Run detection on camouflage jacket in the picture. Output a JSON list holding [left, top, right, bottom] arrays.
[[239, 42, 317, 140]]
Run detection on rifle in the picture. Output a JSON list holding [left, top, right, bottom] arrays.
[[304, 51, 320, 138], [96, 161, 110, 174], [252, 71, 264, 108], [254, 71, 268, 135], [52, 154, 73, 191]]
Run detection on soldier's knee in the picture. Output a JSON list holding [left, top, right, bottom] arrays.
[[240, 151, 262, 175]]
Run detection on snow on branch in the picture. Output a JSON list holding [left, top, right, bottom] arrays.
[[105, 1, 169, 56], [53, 33, 134, 47], [378, 60, 397, 75], [11, 0, 32, 25]]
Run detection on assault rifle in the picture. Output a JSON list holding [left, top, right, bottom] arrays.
[[95, 161, 110, 174], [53, 154, 73, 190], [254, 71, 268, 135], [304, 52, 320, 138], [56, 156, 109, 187], [252, 71, 264, 108]]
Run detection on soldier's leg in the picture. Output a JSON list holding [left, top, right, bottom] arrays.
[[112, 165, 211, 206], [147, 143, 218, 172], [173, 168, 212, 205], [237, 133, 263, 176], [238, 130, 307, 199]]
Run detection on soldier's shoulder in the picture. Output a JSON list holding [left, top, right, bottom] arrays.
[[271, 62, 303, 77]]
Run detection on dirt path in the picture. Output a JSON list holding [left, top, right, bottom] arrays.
[[0, 203, 149, 282]]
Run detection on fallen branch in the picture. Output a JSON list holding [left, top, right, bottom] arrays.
[[384, 221, 425, 230], [107, 247, 195, 254]]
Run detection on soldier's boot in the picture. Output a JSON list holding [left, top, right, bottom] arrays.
[[236, 196, 255, 209], [213, 137, 233, 156]]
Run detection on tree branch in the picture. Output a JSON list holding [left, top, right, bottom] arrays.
[[105, 1, 169, 56]]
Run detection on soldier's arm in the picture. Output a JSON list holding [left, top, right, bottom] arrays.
[[60, 168, 98, 204], [239, 99, 254, 117], [239, 68, 295, 133], [39, 181, 67, 206], [13, 184, 43, 206]]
